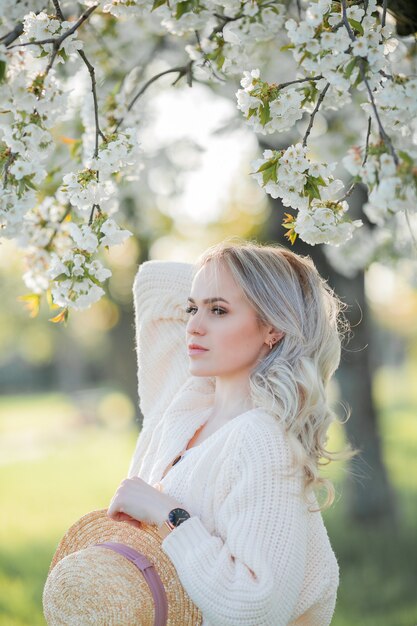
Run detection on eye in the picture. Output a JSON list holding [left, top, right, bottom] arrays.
[[185, 306, 197, 315], [212, 307, 226, 315]]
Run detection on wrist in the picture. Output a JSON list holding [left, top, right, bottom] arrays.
[[154, 496, 182, 527]]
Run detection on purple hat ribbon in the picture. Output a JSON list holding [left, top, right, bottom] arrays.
[[93, 541, 168, 625]]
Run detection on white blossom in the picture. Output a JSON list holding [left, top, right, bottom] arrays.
[[100, 219, 132, 246], [294, 201, 363, 246]]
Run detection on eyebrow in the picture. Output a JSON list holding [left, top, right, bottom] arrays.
[[187, 297, 230, 304]]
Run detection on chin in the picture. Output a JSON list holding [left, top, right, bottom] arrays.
[[189, 365, 210, 377], [188, 361, 216, 378]]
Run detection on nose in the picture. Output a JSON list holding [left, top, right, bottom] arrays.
[[186, 310, 206, 336]]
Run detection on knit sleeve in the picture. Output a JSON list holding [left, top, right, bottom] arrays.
[[132, 260, 194, 425], [161, 420, 308, 626]]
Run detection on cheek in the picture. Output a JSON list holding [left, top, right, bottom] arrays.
[[214, 317, 262, 357]]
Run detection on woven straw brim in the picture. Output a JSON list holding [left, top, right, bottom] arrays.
[[43, 509, 202, 626]]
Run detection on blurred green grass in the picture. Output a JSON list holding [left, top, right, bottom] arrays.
[[0, 366, 416, 626]]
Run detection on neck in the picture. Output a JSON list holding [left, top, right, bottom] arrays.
[[209, 373, 253, 423]]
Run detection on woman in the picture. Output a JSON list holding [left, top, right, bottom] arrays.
[[107, 240, 349, 625]]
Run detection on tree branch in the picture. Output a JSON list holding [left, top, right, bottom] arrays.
[[45, 204, 72, 250], [0, 23, 24, 46], [2, 151, 14, 188], [277, 74, 323, 89], [381, 0, 388, 28], [0, 4, 49, 47], [89, 203, 100, 226], [404, 209, 417, 251], [341, 0, 399, 165], [114, 62, 194, 131], [338, 117, 372, 203], [302, 82, 330, 147], [50, 0, 104, 226], [6, 2, 98, 78], [52, 0, 65, 21], [194, 29, 227, 84], [78, 49, 107, 156], [362, 116, 372, 166], [338, 181, 357, 202]]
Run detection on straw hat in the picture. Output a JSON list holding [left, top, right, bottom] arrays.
[[43, 509, 203, 625]]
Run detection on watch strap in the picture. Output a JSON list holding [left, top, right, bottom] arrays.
[[157, 520, 174, 540], [157, 508, 190, 541]]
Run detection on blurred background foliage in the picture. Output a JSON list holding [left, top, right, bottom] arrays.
[[1, 83, 417, 626]]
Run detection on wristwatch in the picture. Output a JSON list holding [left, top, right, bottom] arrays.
[[157, 508, 191, 540]]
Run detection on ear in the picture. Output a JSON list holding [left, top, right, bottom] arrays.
[[265, 328, 285, 347]]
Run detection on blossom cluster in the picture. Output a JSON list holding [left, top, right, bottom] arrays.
[[0, 0, 45, 38], [0, 50, 65, 237], [236, 69, 305, 134], [0, 0, 416, 318], [1, 15, 141, 315], [184, 2, 286, 77], [251, 144, 362, 246], [233, 0, 415, 262], [363, 76, 417, 136], [47, 218, 131, 310], [285, 0, 391, 109], [343, 145, 417, 227], [21, 11, 84, 60], [19, 197, 132, 310], [20, 128, 141, 311]]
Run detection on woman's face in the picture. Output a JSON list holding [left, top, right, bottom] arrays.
[[186, 261, 272, 379]]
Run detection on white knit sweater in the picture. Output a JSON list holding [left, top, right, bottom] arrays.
[[127, 260, 339, 626]]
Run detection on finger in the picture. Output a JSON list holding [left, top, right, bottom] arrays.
[[107, 500, 123, 518], [124, 517, 143, 529]]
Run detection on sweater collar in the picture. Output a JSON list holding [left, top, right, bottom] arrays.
[[142, 376, 216, 485]]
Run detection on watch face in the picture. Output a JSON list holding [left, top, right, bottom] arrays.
[[168, 508, 190, 527]]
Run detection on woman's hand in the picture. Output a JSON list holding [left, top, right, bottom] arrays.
[[107, 476, 182, 528]]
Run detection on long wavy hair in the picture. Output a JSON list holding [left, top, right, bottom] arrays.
[[195, 239, 354, 510]]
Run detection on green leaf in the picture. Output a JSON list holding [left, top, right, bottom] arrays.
[[345, 57, 357, 78], [70, 139, 82, 160], [0, 60, 6, 83], [151, 0, 167, 10], [398, 150, 414, 166], [57, 49, 69, 62], [313, 175, 327, 187], [52, 273, 70, 282], [24, 177, 37, 191], [280, 43, 295, 52], [352, 68, 363, 88], [175, 1, 192, 19], [259, 101, 271, 127], [256, 159, 277, 173], [349, 18, 364, 36], [306, 179, 321, 200], [262, 165, 277, 186]]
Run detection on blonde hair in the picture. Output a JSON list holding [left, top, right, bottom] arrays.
[[196, 238, 355, 510]]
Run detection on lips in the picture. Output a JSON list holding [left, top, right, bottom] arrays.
[[188, 343, 209, 354]]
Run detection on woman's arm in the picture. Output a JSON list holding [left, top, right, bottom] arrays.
[[160, 419, 310, 626], [127, 260, 194, 478], [133, 259, 194, 423]]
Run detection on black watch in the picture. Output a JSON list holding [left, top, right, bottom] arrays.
[[167, 507, 191, 529]]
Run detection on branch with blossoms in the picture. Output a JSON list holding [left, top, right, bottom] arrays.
[[340, 0, 399, 165], [1, 0, 416, 321], [0, 4, 140, 321], [235, 0, 416, 254], [7, 4, 98, 77]]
